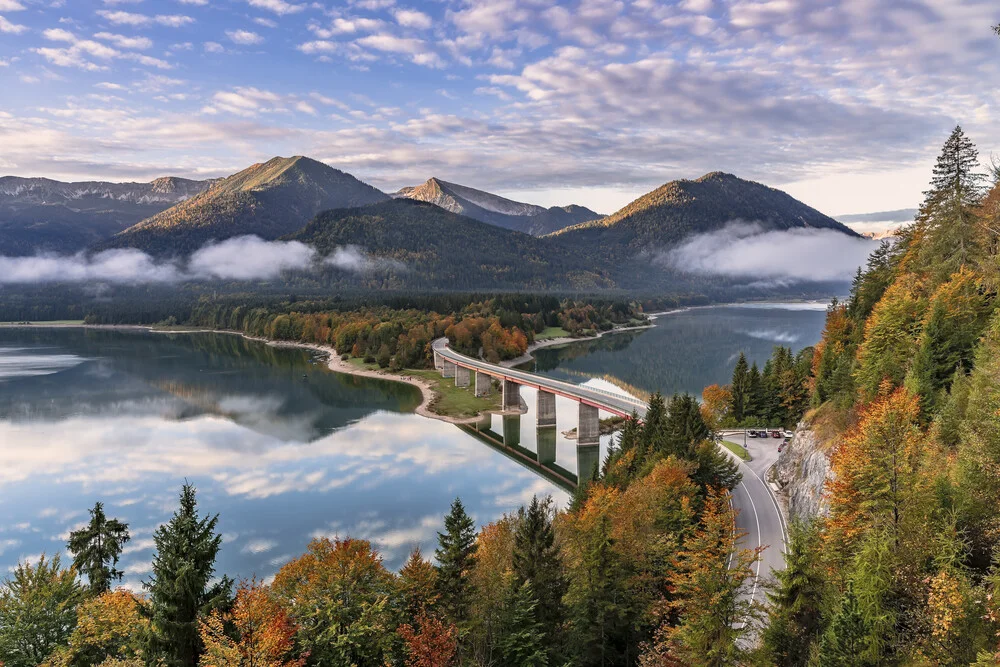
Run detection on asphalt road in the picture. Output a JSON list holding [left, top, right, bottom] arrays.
[[719, 430, 790, 628]]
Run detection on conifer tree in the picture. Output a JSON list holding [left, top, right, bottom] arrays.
[[398, 547, 439, 619], [663, 393, 711, 459], [513, 495, 567, 657], [747, 362, 764, 422], [145, 483, 232, 667], [497, 582, 549, 667], [819, 583, 873, 667], [435, 498, 478, 624], [68, 502, 131, 595], [730, 352, 750, 422]]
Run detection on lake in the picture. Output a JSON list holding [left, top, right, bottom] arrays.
[[0, 302, 829, 585]]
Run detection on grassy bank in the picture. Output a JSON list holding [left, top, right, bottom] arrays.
[[720, 439, 751, 461]]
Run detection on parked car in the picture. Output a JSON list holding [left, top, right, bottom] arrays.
[[747, 430, 758, 438], [770, 430, 782, 438], [778, 443, 785, 453]]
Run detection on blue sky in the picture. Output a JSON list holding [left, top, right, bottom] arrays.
[[0, 0, 997, 215]]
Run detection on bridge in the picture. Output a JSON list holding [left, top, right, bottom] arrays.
[[432, 338, 647, 448]]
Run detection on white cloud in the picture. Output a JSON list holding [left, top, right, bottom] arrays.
[[0, 15, 27, 33], [96, 11, 194, 27], [0, 0, 24, 10], [203, 41, 224, 53], [94, 32, 153, 49], [660, 222, 876, 282], [246, 0, 304, 16], [394, 8, 432, 30], [187, 236, 316, 280], [226, 29, 263, 45]]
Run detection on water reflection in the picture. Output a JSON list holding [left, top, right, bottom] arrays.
[[529, 303, 829, 396], [0, 328, 568, 585]]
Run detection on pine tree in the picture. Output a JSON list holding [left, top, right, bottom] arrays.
[[747, 362, 764, 422], [68, 502, 131, 595], [761, 522, 827, 666], [497, 582, 549, 667], [730, 352, 750, 422], [145, 483, 232, 667], [513, 496, 567, 658], [435, 498, 478, 624], [819, 583, 874, 667], [917, 126, 987, 279], [662, 393, 711, 459]]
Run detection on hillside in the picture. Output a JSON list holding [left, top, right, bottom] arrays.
[[394, 177, 601, 235], [552, 172, 859, 253], [0, 176, 209, 255], [103, 156, 388, 255], [288, 199, 612, 290]]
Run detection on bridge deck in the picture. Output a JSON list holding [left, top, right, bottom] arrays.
[[434, 338, 647, 419]]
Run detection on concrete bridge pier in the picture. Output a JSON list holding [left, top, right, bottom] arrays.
[[537, 390, 556, 428], [433, 350, 443, 370], [578, 403, 600, 447], [455, 366, 471, 388], [502, 379, 520, 411], [442, 360, 456, 378], [475, 371, 491, 397], [536, 427, 557, 466]]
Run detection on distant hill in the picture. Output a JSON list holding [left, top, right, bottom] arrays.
[[836, 208, 918, 224], [0, 176, 210, 255], [552, 172, 860, 255], [393, 177, 601, 235], [288, 199, 613, 290], [103, 157, 388, 255]]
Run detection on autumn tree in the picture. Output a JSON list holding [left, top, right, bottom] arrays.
[[397, 547, 438, 619], [44, 590, 150, 666], [145, 484, 232, 667], [271, 537, 397, 666], [700, 383, 731, 429], [68, 502, 131, 595], [397, 612, 458, 667], [199, 578, 305, 667], [0, 555, 85, 667]]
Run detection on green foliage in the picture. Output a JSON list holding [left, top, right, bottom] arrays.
[[145, 484, 232, 667], [513, 496, 567, 660], [435, 498, 478, 624], [68, 502, 131, 595], [0, 555, 85, 667], [496, 582, 549, 667]]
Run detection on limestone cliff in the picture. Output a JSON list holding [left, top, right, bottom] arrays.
[[774, 421, 835, 521]]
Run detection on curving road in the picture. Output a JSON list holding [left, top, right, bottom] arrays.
[[434, 339, 787, 622]]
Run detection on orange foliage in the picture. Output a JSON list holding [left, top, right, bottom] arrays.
[[398, 612, 459, 667], [199, 578, 305, 667], [700, 384, 731, 429]]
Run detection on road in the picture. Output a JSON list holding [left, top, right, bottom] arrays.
[[719, 430, 789, 626]]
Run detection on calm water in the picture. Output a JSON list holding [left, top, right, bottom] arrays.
[[529, 302, 830, 397], [0, 302, 829, 585]]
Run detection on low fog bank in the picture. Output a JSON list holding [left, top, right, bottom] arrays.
[[0, 237, 399, 285], [660, 222, 878, 282]]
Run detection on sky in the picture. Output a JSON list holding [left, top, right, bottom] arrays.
[[0, 0, 997, 217]]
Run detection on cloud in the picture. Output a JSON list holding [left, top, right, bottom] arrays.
[[96, 11, 194, 27], [0, 15, 27, 33], [246, 0, 304, 16], [659, 222, 876, 282], [394, 8, 432, 30], [226, 29, 263, 45], [0, 1, 25, 11], [187, 236, 316, 280], [0, 237, 402, 284]]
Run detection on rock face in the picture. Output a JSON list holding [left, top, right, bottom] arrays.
[[774, 422, 834, 521]]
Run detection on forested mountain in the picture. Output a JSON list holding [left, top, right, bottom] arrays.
[[288, 198, 613, 290], [552, 171, 859, 255], [394, 177, 601, 235], [0, 176, 210, 255], [102, 156, 388, 255]]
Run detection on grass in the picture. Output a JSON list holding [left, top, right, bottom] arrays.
[[720, 439, 751, 461], [536, 326, 570, 340], [401, 369, 502, 419], [340, 358, 502, 419]]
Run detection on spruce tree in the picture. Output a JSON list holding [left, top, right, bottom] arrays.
[[663, 393, 711, 459], [513, 495, 567, 657], [497, 582, 549, 667], [145, 483, 232, 667], [730, 353, 750, 422], [747, 362, 764, 422], [917, 126, 987, 278], [435, 497, 478, 624], [818, 583, 873, 667], [67, 501, 131, 595]]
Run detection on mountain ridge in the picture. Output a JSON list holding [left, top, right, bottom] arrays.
[[393, 177, 602, 235]]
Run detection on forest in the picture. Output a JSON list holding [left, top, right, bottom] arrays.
[[0, 393, 750, 667]]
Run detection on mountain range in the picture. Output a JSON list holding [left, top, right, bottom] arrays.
[[0, 156, 860, 290], [393, 177, 602, 235], [0, 176, 210, 255]]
